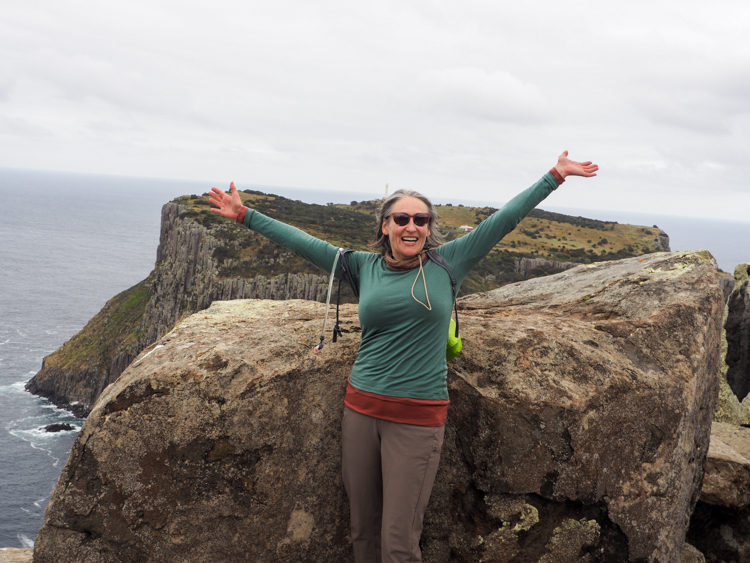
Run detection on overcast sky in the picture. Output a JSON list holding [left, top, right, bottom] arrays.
[[1, 0, 749, 220]]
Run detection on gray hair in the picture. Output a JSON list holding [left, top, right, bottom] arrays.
[[370, 189, 444, 255]]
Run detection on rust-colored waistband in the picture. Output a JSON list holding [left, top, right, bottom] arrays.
[[344, 381, 449, 427]]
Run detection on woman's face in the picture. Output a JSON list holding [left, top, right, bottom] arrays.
[[382, 196, 431, 261]]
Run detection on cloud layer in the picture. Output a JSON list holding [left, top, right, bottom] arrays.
[[1, 0, 749, 220]]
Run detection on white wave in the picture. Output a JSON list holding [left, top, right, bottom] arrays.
[[18, 534, 35, 549], [6, 407, 82, 468], [0, 380, 30, 395]]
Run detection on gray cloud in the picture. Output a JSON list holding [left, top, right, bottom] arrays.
[[0, 0, 749, 220]]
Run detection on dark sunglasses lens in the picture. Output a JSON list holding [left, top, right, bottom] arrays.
[[392, 214, 410, 226], [391, 213, 430, 227], [413, 214, 430, 227]]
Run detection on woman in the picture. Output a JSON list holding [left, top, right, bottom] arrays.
[[209, 151, 598, 563]]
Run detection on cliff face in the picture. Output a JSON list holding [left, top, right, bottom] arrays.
[[34, 251, 723, 562], [26, 202, 329, 416], [712, 262, 750, 426], [725, 263, 750, 402], [514, 256, 580, 277]]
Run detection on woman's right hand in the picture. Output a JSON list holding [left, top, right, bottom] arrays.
[[209, 182, 245, 219]]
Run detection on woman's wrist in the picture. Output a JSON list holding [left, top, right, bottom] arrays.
[[550, 167, 566, 184], [235, 206, 249, 224]]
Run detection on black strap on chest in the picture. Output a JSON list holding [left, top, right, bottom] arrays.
[[425, 250, 460, 338], [332, 248, 356, 342], [332, 248, 459, 342]]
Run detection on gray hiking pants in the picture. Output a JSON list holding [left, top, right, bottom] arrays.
[[341, 407, 445, 563]]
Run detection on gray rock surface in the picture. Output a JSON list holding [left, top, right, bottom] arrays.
[[688, 423, 750, 561], [654, 232, 671, 252], [682, 543, 706, 563], [0, 549, 32, 563], [701, 422, 750, 510], [720, 275, 735, 304], [34, 251, 723, 562]]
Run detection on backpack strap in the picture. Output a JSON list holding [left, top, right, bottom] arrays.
[[426, 250, 460, 338], [333, 248, 357, 342], [338, 249, 358, 299]]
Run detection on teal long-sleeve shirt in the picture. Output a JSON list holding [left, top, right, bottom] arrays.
[[242, 173, 560, 400]]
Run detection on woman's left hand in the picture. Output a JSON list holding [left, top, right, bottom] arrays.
[[554, 151, 598, 179]]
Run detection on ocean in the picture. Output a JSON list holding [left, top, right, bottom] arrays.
[[0, 167, 748, 548]]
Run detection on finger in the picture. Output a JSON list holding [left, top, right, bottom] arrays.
[[230, 181, 237, 192]]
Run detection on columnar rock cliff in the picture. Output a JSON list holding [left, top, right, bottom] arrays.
[[514, 257, 579, 277], [26, 203, 329, 416], [34, 251, 723, 562]]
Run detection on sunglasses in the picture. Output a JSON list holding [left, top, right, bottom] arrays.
[[389, 213, 431, 227]]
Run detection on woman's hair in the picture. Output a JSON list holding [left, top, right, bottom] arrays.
[[370, 189, 444, 255]]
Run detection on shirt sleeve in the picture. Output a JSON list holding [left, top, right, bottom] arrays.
[[243, 208, 340, 274], [436, 172, 560, 282]]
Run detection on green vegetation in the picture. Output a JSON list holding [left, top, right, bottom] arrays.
[[42, 277, 153, 373], [249, 194, 376, 249]]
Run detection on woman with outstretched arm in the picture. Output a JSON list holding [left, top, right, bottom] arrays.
[[209, 151, 598, 563]]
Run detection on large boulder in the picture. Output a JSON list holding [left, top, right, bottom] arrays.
[[34, 251, 724, 563]]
